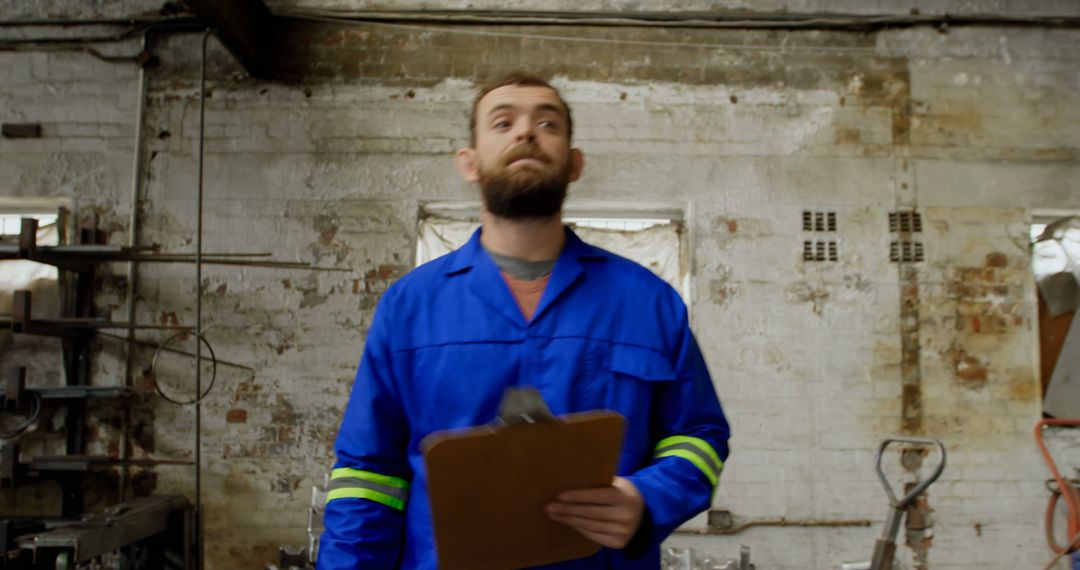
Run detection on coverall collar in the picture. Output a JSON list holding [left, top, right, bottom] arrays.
[[444, 226, 607, 327]]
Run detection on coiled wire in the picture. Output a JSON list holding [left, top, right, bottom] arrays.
[[150, 331, 217, 406], [0, 393, 42, 439]]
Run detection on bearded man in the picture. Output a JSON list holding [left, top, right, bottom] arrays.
[[318, 73, 731, 569]]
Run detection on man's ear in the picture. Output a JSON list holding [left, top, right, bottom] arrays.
[[568, 148, 585, 182], [454, 148, 480, 183]]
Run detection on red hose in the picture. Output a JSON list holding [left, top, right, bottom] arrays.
[[1036, 419, 1080, 555]]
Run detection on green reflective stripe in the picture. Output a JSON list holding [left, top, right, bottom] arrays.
[[654, 436, 723, 486], [330, 468, 408, 490], [326, 487, 406, 511], [327, 477, 406, 499], [655, 449, 719, 486]]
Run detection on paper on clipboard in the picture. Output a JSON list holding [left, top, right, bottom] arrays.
[[422, 407, 626, 570]]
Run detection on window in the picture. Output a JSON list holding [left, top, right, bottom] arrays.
[[0, 200, 68, 320], [1032, 210, 1080, 418], [416, 201, 689, 300]]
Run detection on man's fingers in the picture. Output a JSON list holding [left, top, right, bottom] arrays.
[[556, 486, 621, 504], [547, 512, 624, 537], [546, 477, 643, 551], [547, 503, 631, 523], [573, 527, 626, 549]]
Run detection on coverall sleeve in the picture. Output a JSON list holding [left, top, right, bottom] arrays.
[[317, 293, 411, 569], [625, 309, 731, 548]]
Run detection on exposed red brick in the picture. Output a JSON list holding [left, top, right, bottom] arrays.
[[985, 252, 1007, 267], [226, 409, 248, 424]]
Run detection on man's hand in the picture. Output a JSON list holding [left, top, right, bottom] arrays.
[[545, 476, 644, 549]]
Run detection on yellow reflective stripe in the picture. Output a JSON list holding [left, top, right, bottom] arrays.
[[655, 436, 723, 469], [655, 449, 719, 486], [654, 436, 723, 486], [326, 487, 406, 511], [330, 468, 409, 490]]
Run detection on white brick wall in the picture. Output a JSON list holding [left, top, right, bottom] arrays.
[[2, 15, 1079, 570]]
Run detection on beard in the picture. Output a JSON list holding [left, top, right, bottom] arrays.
[[479, 144, 570, 220]]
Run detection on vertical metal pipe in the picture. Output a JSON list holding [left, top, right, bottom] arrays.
[[121, 29, 151, 503], [195, 28, 212, 570]]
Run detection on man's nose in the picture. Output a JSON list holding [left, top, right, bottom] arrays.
[[512, 118, 536, 142]]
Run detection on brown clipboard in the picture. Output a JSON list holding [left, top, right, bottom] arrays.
[[422, 411, 626, 570]]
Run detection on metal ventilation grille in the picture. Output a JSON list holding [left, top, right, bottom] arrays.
[[890, 241, 924, 263], [889, 211, 922, 233], [889, 209, 924, 263], [802, 210, 839, 262], [803, 210, 837, 232], [804, 240, 839, 262]]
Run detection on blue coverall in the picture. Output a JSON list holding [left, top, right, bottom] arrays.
[[319, 228, 730, 569]]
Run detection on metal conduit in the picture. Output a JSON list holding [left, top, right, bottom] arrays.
[[195, 28, 213, 570], [120, 28, 150, 503]]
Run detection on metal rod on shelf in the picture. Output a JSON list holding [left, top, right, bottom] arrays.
[[97, 331, 255, 373]]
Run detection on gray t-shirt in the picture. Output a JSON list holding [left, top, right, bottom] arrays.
[[484, 247, 556, 281]]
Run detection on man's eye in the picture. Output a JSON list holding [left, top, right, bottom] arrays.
[[493, 120, 511, 129], [539, 120, 558, 130]]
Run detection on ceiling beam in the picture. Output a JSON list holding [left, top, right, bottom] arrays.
[[184, 0, 280, 78]]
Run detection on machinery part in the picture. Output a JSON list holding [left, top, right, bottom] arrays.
[[678, 513, 872, 535], [661, 547, 693, 570], [267, 474, 328, 569], [14, 495, 192, 565], [705, 545, 755, 570], [307, 473, 329, 563], [662, 546, 755, 570], [495, 386, 556, 425], [150, 331, 217, 406], [867, 437, 946, 570], [1036, 419, 1080, 556]]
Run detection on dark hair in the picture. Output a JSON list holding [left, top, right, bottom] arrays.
[[469, 72, 573, 146]]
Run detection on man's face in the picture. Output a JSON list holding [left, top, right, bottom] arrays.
[[456, 85, 583, 219]]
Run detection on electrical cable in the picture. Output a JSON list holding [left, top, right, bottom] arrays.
[[149, 330, 217, 406], [275, 13, 880, 54], [0, 393, 42, 439], [1045, 477, 1080, 555], [1036, 420, 1080, 560], [274, 7, 1080, 30], [0, 17, 203, 56], [1043, 532, 1080, 570]]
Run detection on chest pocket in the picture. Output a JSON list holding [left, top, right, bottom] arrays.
[[609, 344, 677, 382], [606, 344, 678, 473]]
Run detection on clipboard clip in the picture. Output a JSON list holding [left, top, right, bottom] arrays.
[[494, 387, 557, 426]]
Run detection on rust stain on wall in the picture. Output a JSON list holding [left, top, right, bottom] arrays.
[[941, 343, 989, 386], [709, 279, 738, 308], [834, 128, 862, 144], [786, 281, 830, 317]]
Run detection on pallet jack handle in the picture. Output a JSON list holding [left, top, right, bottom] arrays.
[[874, 437, 947, 508], [868, 437, 946, 570]]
